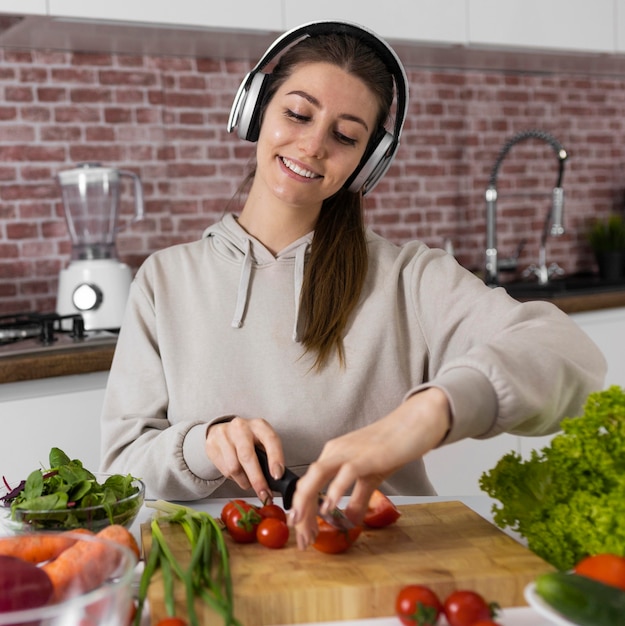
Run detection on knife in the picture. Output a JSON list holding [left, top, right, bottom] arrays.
[[255, 446, 354, 531], [255, 446, 299, 510]]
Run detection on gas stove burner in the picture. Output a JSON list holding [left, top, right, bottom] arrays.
[[0, 312, 86, 346]]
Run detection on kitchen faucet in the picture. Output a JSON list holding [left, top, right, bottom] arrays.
[[484, 129, 568, 286]]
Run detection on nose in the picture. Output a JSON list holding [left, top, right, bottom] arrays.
[[299, 125, 328, 159]]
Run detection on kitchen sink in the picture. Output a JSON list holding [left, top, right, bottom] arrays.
[[502, 273, 625, 299]]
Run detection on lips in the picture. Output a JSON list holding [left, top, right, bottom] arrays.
[[280, 157, 322, 180]]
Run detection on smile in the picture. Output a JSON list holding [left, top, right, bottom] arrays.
[[280, 157, 322, 179]]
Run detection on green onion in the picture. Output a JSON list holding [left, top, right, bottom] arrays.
[[133, 500, 241, 626]]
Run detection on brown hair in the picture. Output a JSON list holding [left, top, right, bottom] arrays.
[[264, 33, 395, 368]]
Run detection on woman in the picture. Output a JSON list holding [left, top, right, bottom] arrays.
[[100, 21, 606, 548]]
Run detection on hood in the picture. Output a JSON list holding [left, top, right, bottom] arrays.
[[203, 213, 313, 341]]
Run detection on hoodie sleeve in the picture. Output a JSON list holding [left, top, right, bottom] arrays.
[[99, 258, 227, 501], [400, 246, 607, 445]]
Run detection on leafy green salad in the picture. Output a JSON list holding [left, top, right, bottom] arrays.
[[1, 447, 143, 531], [480, 385, 625, 570]]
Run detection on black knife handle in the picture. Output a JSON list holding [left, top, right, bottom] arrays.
[[255, 446, 298, 510]]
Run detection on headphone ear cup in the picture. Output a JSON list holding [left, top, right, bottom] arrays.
[[235, 72, 268, 142], [347, 130, 395, 194]]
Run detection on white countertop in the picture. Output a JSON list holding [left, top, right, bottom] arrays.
[[132, 495, 555, 626]]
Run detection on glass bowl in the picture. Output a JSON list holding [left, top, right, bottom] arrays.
[[0, 530, 137, 626], [1, 473, 145, 534]]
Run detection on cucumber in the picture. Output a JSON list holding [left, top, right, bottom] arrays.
[[535, 571, 625, 626]]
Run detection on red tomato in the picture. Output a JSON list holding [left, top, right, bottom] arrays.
[[574, 553, 625, 591], [258, 503, 287, 523], [221, 499, 255, 525], [256, 517, 289, 549], [471, 622, 502, 626], [224, 502, 262, 543], [126, 601, 137, 626], [443, 590, 494, 626], [156, 618, 187, 626], [363, 489, 401, 528], [395, 584, 442, 626], [311, 516, 362, 554]]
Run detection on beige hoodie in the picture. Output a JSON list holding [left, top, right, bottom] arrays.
[[99, 213, 606, 500]]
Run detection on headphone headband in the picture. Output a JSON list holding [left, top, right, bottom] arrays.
[[227, 20, 409, 195]]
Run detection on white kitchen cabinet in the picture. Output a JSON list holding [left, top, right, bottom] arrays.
[[426, 306, 625, 496], [516, 307, 625, 459], [0, 1, 46, 15], [569, 306, 625, 386], [47, 0, 283, 32], [284, 0, 467, 45], [469, 0, 616, 53], [618, 0, 625, 52], [0, 372, 108, 480], [54, 0, 617, 53], [425, 433, 520, 497], [2, 0, 624, 60]]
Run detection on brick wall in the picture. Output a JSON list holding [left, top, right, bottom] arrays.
[[1, 47, 624, 315]]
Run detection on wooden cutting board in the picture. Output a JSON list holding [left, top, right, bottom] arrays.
[[141, 501, 553, 625]]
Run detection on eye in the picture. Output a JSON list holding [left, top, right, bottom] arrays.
[[334, 132, 357, 147], [283, 108, 359, 147], [284, 109, 309, 122]]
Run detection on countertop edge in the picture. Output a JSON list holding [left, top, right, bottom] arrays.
[[0, 344, 115, 384], [521, 290, 625, 314]]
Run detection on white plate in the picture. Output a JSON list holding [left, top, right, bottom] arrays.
[[524, 582, 580, 626]]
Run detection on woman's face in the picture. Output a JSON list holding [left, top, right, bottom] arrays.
[[254, 61, 381, 212]]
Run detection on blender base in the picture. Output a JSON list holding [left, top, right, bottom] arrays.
[[57, 259, 132, 330]]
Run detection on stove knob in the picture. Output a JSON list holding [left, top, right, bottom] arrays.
[[72, 283, 103, 311], [40, 318, 57, 345]]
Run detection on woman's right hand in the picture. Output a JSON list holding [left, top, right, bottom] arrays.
[[289, 388, 451, 549], [205, 416, 285, 504]]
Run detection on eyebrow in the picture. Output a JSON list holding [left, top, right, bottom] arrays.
[[286, 90, 370, 132]]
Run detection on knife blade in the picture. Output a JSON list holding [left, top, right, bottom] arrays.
[[255, 446, 354, 531]]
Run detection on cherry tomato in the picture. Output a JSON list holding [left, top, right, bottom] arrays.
[[221, 499, 254, 525], [443, 590, 494, 626], [126, 601, 137, 626], [471, 621, 502, 626], [574, 553, 625, 591], [258, 503, 287, 523], [224, 502, 262, 543], [363, 489, 401, 528], [395, 584, 442, 626], [256, 517, 289, 549], [311, 516, 362, 554], [156, 619, 188, 626]]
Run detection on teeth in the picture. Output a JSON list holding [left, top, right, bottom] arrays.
[[281, 157, 320, 179]]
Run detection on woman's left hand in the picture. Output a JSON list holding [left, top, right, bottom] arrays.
[[288, 387, 451, 549]]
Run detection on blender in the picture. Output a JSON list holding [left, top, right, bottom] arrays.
[[56, 163, 144, 330]]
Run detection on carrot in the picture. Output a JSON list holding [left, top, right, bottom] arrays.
[[43, 524, 138, 600], [97, 523, 141, 560], [0, 528, 93, 564]]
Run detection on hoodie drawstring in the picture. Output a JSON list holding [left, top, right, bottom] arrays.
[[216, 218, 309, 341], [231, 238, 252, 329], [292, 243, 307, 342]]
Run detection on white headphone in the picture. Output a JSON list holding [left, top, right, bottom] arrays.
[[227, 21, 409, 196]]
